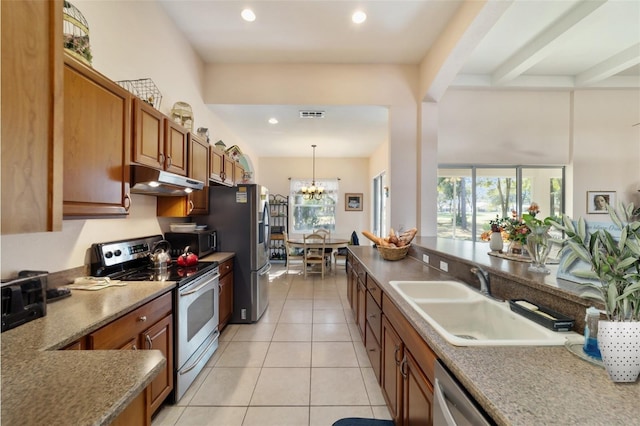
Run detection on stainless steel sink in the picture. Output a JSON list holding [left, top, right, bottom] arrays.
[[389, 280, 574, 346]]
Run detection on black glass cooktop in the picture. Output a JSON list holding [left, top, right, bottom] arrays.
[[108, 261, 218, 284]]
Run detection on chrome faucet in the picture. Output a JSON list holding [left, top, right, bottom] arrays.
[[470, 266, 491, 296]]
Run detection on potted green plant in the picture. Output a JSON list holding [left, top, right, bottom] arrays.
[[548, 202, 640, 382]]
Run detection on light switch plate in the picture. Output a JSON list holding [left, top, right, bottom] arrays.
[[422, 254, 429, 263], [440, 261, 448, 272]]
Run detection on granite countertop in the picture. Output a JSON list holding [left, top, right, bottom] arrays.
[[199, 251, 235, 264], [349, 242, 640, 426], [1, 280, 176, 425]]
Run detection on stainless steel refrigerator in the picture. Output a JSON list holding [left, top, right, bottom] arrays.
[[202, 184, 270, 323]]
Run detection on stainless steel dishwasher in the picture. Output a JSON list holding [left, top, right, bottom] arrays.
[[433, 360, 493, 425]]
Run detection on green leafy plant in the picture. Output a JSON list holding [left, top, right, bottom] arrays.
[[548, 202, 640, 321]]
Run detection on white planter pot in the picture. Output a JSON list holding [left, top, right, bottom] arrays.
[[597, 320, 640, 382], [489, 232, 503, 252]]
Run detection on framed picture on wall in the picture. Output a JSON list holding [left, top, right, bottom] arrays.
[[345, 193, 363, 211], [587, 191, 616, 214]]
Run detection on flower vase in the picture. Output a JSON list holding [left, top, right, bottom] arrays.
[[508, 240, 523, 256], [525, 224, 552, 274], [489, 232, 503, 252], [597, 320, 640, 382]]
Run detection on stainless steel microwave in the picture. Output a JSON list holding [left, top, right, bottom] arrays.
[[164, 230, 217, 258]]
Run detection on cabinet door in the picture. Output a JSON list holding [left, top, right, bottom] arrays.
[[188, 133, 209, 214], [356, 279, 367, 339], [223, 155, 235, 185], [210, 147, 224, 182], [403, 350, 434, 426], [233, 162, 245, 185], [164, 120, 188, 176], [1, 0, 63, 234], [219, 269, 234, 330], [132, 98, 164, 170], [381, 315, 403, 424], [142, 314, 173, 415], [63, 55, 132, 216]]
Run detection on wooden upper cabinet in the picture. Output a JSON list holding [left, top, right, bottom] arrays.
[[223, 155, 235, 185], [63, 54, 132, 216], [132, 99, 188, 176], [210, 147, 225, 183], [1, 0, 63, 234], [132, 98, 165, 170], [164, 120, 188, 176], [157, 132, 209, 217], [233, 162, 245, 185]]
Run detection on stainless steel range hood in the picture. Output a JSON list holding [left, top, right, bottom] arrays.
[[130, 165, 204, 196]]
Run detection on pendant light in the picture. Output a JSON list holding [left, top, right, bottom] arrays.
[[300, 145, 324, 200]]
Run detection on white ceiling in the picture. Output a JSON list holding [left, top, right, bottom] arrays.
[[158, 0, 640, 158]]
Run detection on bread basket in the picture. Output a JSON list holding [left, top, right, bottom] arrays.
[[377, 244, 410, 261]]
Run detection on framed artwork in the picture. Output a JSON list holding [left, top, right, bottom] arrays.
[[587, 191, 616, 214], [345, 193, 363, 211]]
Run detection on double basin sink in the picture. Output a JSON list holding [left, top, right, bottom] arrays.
[[389, 280, 572, 346]]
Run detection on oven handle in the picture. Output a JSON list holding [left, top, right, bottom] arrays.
[[179, 330, 220, 375], [179, 273, 220, 297]]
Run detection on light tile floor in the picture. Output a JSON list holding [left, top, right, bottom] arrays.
[[152, 264, 392, 426]]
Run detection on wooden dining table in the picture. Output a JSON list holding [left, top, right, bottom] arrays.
[[286, 238, 350, 250]]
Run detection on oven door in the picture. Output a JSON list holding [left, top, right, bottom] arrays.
[[176, 268, 220, 368]]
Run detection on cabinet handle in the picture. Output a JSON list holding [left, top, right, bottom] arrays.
[[123, 193, 131, 212], [188, 200, 194, 214], [138, 316, 147, 322], [167, 156, 172, 167], [369, 286, 377, 292], [159, 153, 165, 164], [146, 334, 152, 349], [394, 345, 402, 365], [132, 344, 137, 350], [400, 354, 408, 379], [367, 313, 377, 321]]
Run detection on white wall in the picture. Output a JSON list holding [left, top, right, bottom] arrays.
[[258, 157, 369, 240], [202, 63, 420, 234]]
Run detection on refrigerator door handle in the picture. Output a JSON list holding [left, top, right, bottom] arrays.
[[259, 262, 272, 276]]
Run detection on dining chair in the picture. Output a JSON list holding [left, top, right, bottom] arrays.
[[313, 228, 333, 270], [303, 233, 326, 279], [283, 232, 304, 274]]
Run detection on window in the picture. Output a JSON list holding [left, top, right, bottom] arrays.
[[437, 166, 564, 241], [290, 179, 338, 233]]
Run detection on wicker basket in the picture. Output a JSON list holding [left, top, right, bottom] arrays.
[[377, 244, 410, 261]]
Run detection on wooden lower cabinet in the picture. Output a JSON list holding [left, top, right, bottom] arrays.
[[381, 315, 403, 424], [111, 390, 148, 426], [403, 350, 434, 426], [382, 296, 436, 426], [218, 258, 234, 330], [88, 291, 173, 419]]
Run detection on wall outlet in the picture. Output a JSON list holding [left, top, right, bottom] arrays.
[[422, 254, 430, 264], [440, 261, 449, 272]]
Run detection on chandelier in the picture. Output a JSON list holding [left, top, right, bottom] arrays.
[[300, 144, 324, 200]]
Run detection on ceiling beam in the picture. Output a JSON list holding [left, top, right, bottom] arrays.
[[420, 0, 513, 102], [492, 0, 608, 86], [575, 43, 640, 87]]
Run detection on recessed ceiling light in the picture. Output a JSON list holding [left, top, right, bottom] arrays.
[[352, 10, 366, 24], [268, 118, 278, 124], [241, 8, 256, 22]]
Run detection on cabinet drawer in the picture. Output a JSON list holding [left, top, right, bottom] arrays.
[[90, 291, 172, 349], [366, 274, 382, 307], [219, 258, 233, 277], [365, 322, 381, 383], [366, 291, 382, 344]]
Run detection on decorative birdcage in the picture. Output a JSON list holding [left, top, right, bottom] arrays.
[[171, 102, 194, 131], [116, 78, 162, 110], [63, 1, 92, 65]]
